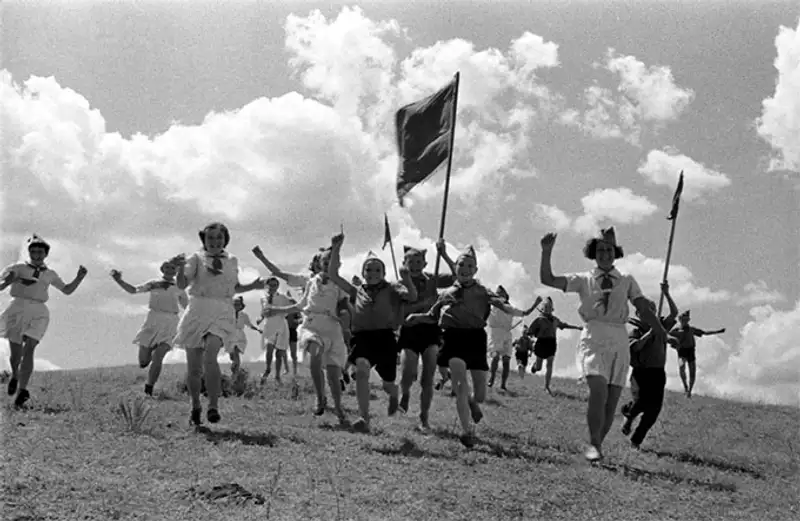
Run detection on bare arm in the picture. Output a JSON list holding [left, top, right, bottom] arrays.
[[110, 270, 137, 294], [327, 234, 357, 300], [61, 266, 88, 295], [435, 239, 457, 275], [252, 246, 295, 282], [235, 277, 265, 294], [396, 267, 418, 302], [661, 282, 679, 322], [540, 234, 568, 291], [0, 269, 16, 292]]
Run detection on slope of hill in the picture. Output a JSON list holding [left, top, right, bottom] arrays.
[[2, 363, 798, 521]]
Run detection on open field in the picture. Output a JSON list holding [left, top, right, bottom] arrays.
[[2, 363, 798, 521]]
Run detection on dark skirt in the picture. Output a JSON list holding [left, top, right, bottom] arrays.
[[677, 348, 696, 363], [398, 322, 441, 355]]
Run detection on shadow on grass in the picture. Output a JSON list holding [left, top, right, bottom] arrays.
[[599, 462, 737, 492], [483, 397, 506, 407], [370, 437, 456, 460], [642, 448, 763, 479], [196, 426, 279, 447], [477, 438, 570, 466], [549, 389, 586, 402]]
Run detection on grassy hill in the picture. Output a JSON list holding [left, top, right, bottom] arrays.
[[2, 363, 798, 521]]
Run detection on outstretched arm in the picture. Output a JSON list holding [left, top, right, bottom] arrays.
[[61, 266, 88, 295], [252, 246, 297, 282], [327, 233, 357, 300], [540, 233, 568, 291], [695, 326, 726, 336], [110, 270, 137, 294]]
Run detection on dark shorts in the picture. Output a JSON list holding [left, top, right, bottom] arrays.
[[289, 327, 298, 343], [678, 348, 696, 363], [533, 337, 557, 359], [437, 328, 489, 371], [348, 329, 398, 382], [398, 323, 441, 355], [515, 350, 529, 367]]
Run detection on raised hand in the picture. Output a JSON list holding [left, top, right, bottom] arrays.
[[660, 281, 670, 293], [77, 265, 88, 277], [110, 269, 122, 280], [331, 233, 345, 247], [540, 233, 557, 251], [398, 266, 410, 280], [252, 246, 264, 258], [435, 238, 446, 254], [170, 253, 186, 266]]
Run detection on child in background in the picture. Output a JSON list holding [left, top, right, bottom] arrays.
[[486, 286, 539, 390], [110, 261, 188, 395], [227, 296, 261, 375], [529, 297, 582, 395]]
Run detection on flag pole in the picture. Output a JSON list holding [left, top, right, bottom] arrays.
[[433, 71, 460, 279], [386, 214, 400, 281], [658, 171, 684, 317]]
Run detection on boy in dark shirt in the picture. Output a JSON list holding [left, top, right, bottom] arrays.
[[620, 282, 678, 448]]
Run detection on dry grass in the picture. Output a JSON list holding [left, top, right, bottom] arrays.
[[1, 363, 798, 521]]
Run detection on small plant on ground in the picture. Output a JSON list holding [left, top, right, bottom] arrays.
[[115, 395, 152, 433]]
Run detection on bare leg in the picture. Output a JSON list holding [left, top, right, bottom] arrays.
[[418, 345, 438, 426], [275, 350, 284, 382], [354, 358, 371, 422], [448, 358, 472, 435], [147, 343, 171, 388], [307, 342, 326, 411], [488, 354, 499, 387], [229, 350, 241, 374], [678, 360, 689, 394], [500, 356, 510, 389], [7, 341, 23, 395], [138, 345, 154, 369], [202, 334, 223, 411], [325, 363, 345, 421], [264, 343, 275, 378], [17, 337, 40, 391], [289, 341, 298, 376], [399, 349, 419, 412], [185, 348, 205, 411], [585, 375, 609, 451], [601, 384, 624, 443], [544, 356, 555, 394], [688, 361, 697, 397]]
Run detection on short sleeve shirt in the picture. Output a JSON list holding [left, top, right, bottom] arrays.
[[564, 267, 643, 325], [2, 263, 66, 303]]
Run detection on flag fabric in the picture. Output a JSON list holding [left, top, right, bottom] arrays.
[[667, 171, 684, 220], [395, 77, 457, 206], [382, 214, 392, 250]]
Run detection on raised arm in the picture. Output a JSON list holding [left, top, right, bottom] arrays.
[[171, 254, 188, 290], [395, 267, 418, 302], [435, 239, 457, 275], [695, 326, 726, 336], [327, 233, 357, 300], [252, 245, 297, 282], [61, 266, 88, 295], [540, 233, 568, 291], [557, 317, 583, 331], [110, 270, 137, 294], [661, 282, 679, 322], [633, 296, 666, 343]]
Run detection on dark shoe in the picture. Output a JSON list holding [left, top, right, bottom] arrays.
[[459, 433, 476, 449], [387, 394, 399, 416], [399, 394, 410, 414], [7, 377, 18, 396], [14, 389, 30, 408], [207, 408, 221, 424], [340, 379, 346, 392], [190, 408, 203, 426], [314, 398, 327, 416], [144, 384, 154, 396], [621, 419, 633, 436], [468, 399, 484, 424], [487, 379, 494, 388], [341, 372, 351, 385], [352, 417, 369, 433]]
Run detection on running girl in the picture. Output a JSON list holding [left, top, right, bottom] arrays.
[[227, 296, 261, 374], [529, 297, 582, 395]]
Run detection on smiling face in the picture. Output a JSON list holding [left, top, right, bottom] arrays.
[[203, 228, 226, 255], [403, 252, 426, 275], [266, 278, 280, 295], [594, 240, 616, 270], [28, 246, 48, 265], [455, 255, 477, 284], [362, 259, 385, 286], [160, 263, 177, 281]]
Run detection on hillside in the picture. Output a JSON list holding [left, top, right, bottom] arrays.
[[2, 363, 798, 521]]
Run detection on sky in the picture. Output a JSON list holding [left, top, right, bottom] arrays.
[[1, 0, 798, 406]]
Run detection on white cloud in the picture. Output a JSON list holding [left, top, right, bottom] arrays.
[[692, 300, 800, 407], [562, 50, 694, 145], [736, 280, 787, 307], [756, 19, 800, 173], [637, 149, 732, 200], [616, 252, 731, 306], [96, 298, 149, 318], [532, 188, 658, 235]]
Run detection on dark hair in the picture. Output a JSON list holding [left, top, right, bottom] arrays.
[[198, 222, 230, 248], [583, 238, 624, 260], [28, 240, 50, 255]]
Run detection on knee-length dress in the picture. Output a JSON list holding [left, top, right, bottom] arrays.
[[0, 262, 67, 343], [132, 279, 187, 349], [173, 251, 239, 350]]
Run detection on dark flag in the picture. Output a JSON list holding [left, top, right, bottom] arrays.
[[395, 78, 457, 206], [382, 214, 392, 250], [667, 171, 684, 220]]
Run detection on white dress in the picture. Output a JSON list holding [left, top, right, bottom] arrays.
[[226, 311, 255, 354], [260, 292, 294, 351], [132, 280, 187, 349], [0, 263, 66, 343], [173, 251, 238, 350]]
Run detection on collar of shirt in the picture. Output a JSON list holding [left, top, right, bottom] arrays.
[[591, 267, 620, 280]]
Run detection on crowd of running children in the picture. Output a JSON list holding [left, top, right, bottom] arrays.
[[0, 225, 724, 460]]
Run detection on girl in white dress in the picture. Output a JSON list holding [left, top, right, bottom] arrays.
[[257, 276, 295, 383], [262, 239, 350, 423], [110, 261, 188, 395], [226, 296, 261, 374], [0, 234, 87, 408], [170, 222, 265, 426]]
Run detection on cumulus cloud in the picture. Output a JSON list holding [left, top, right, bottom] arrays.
[[533, 188, 658, 235], [637, 149, 732, 200], [756, 19, 800, 173], [691, 300, 800, 406], [736, 280, 787, 307], [562, 50, 694, 145], [616, 252, 731, 306]]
